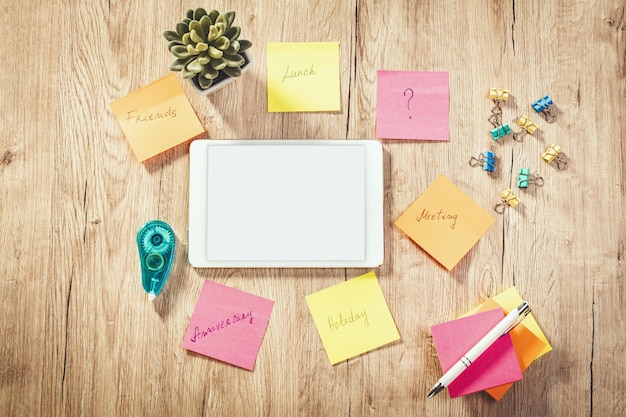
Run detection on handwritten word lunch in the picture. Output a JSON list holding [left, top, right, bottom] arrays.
[[328, 310, 369, 332], [282, 64, 317, 82], [190, 311, 253, 343], [416, 208, 458, 230], [125, 107, 177, 124]]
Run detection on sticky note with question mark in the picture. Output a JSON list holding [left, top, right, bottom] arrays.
[[267, 42, 341, 112], [376, 70, 449, 141]]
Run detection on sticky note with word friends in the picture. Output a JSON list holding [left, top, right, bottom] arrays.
[[110, 74, 204, 161], [305, 271, 400, 365], [267, 42, 341, 112], [395, 175, 495, 270]]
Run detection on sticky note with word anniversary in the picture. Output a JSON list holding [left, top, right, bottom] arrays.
[[182, 280, 275, 371], [305, 271, 400, 364], [267, 42, 341, 112], [110, 74, 204, 161], [395, 175, 495, 270]]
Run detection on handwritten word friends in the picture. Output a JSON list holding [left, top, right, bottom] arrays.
[[125, 106, 177, 124], [190, 311, 253, 343], [282, 64, 317, 82], [328, 310, 369, 333], [416, 208, 458, 230]]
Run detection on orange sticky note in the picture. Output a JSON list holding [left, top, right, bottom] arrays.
[[395, 175, 495, 270], [110, 74, 205, 161]]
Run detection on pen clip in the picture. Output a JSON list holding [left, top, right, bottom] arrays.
[[503, 301, 531, 335]]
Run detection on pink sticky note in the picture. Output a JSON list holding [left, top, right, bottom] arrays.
[[430, 308, 523, 398], [182, 280, 274, 371], [376, 70, 449, 140]]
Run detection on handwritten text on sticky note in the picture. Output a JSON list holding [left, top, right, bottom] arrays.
[[395, 175, 494, 270], [267, 42, 341, 112], [376, 70, 449, 140], [305, 271, 400, 364], [182, 280, 274, 370], [110, 74, 204, 161]]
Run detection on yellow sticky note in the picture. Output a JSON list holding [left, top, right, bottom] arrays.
[[305, 271, 400, 364], [267, 42, 341, 112], [110, 74, 205, 161], [395, 175, 495, 270]]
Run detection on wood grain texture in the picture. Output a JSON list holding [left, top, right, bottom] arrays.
[[0, 0, 624, 416]]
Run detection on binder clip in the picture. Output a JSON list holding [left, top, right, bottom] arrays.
[[488, 88, 510, 127], [517, 168, 544, 188], [532, 95, 557, 123], [469, 150, 496, 172], [490, 123, 512, 141], [512, 115, 538, 142], [542, 143, 568, 169], [494, 188, 520, 213]]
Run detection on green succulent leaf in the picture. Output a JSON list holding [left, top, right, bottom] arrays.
[[196, 42, 208, 52], [202, 65, 219, 79], [176, 22, 190, 38], [190, 29, 203, 44], [163, 30, 180, 42], [224, 53, 245, 67], [216, 11, 235, 29], [225, 26, 241, 41], [214, 36, 230, 51], [208, 10, 220, 23], [225, 40, 240, 54], [238, 39, 252, 52], [182, 32, 192, 45], [187, 57, 204, 74], [197, 54, 210, 65], [198, 75, 213, 89], [171, 45, 192, 59], [185, 9, 194, 19], [199, 15, 211, 36], [181, 66, 195, 79], [187, 44, 201, 55], [208, 45, 223, 59], [168, 40, 184, 50], [210, 57, 227, 70], [222, 65, 242, 78], [207, 25, 219, 42], [193, 7, 208, 20], [169, 57, 193, 71], [182, 18, 192, 25]]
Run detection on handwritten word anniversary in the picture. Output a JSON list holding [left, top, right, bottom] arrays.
[[416, 208, 458, 230], [328, 309, 369, 333], [125, 106, 177, 124], [190, 311, 253, 343], [282, 64, 317, 82]]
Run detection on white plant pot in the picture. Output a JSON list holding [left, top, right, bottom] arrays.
[[189, 50, 253, 95]]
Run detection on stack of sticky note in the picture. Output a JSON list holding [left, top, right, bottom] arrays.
[[430, 287, 551, 400]]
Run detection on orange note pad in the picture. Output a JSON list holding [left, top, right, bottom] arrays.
[[395, 175, 494, 270], [110, 74, 205, 161]]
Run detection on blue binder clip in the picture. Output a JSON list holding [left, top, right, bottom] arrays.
[[532, 95, 557, 123], [490, 123, 512, 141], [517, 168, 544, 188], [469, 150, 496, 172]]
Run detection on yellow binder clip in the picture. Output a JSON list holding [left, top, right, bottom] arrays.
[[488, 88, 510, 128], [513, 115, 538, 142], [494, 188, 520, 213], [542, 143, 568, 169]]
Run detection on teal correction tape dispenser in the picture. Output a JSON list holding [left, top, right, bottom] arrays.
[[137, 220, 175, 302]]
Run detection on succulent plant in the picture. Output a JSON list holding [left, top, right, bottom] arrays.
[[163, 8, 252, 90]]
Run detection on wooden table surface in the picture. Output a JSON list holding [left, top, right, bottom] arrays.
[[1, 0, 625, 416]]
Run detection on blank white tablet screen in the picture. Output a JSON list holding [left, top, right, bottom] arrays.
[[206, 145, 366, 262]]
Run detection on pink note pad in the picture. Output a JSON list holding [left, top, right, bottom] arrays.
[[182, 280, 275, 371], [430, 308, 523, 398], [376, 70, 449, 140]]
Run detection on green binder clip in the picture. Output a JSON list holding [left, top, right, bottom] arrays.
[[137, 220, 175, 301]]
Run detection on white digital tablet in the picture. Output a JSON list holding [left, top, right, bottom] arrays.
[[188, 139, 384, 268]]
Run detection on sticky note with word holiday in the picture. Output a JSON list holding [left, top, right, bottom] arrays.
[[395, 174, 495, 270], [305, 271, 400, 364], [110, 74, 204, 161]]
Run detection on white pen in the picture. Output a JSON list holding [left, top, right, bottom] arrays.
[[427, 301, 531, 398]]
